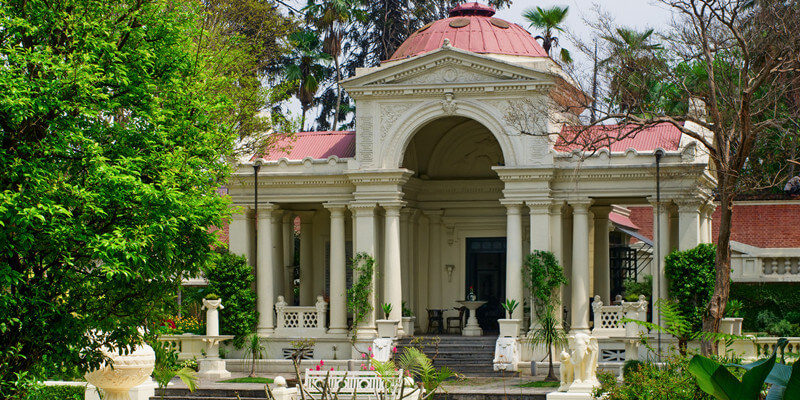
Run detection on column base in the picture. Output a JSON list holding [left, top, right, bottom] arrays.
[[256, 327, 274, 337], [546, 392, 594, 400], [197, 359, 231, 380], [326, 327, 349, 336], [462, 326, 483, 336]]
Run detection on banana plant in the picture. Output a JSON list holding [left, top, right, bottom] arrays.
[[688, 338, 800, 400]]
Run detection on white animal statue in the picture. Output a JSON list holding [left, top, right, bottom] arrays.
[[557, 332, 600, 393]]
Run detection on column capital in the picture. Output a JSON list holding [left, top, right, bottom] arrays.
[[591, 205, 613, 218], [648, 199, 672, 212], [570, 200, 592, 213], [294, 210, 316, 221], [323, 202, 348, 212], [349, 201, 376, 216], [399, 207, 417, 220], [500, 199, 524, 208], [380, 200, 407, 212], [549, 201, 565, 215], [282, 212, 293, 223], [675, 198, 704, 212], [231, 211, 250, 221], [256, 203, 279, 216], [702, 201, 717, 215], [526, 200, 551, 212]]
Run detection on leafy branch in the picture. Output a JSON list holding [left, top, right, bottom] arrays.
[[347, 252, 375, 338]]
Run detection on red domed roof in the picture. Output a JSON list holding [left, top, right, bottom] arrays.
[[388, 2, 548, 61]]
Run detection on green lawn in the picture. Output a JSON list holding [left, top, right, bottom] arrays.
[[517, 381, 560, 388], [218, 377, 274, 384]]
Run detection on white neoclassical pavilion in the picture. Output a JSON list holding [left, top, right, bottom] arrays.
[[224, 5, 716, 354]]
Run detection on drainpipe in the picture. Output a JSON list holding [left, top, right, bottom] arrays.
[[655, 149, 664, 360]]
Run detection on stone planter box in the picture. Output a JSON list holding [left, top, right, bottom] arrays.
[[376, 319, 399, 338], [401, 316, 415, 337], [720, 317, 743, 335], [498, 319, 521, 338]]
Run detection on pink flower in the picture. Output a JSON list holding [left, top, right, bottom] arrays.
[[361, 353, 366, 358], [360, 363, 366, 370], [331, 367, 334, 371], [370, 365, 375, 371], [368, 346, 372, 352], [370, 353, 374, 358], [316, 365, 321, 371], [392, 347, 397, 353], [320, 360, 324, 366]]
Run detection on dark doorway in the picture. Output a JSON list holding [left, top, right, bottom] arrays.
[[465, 237, 506, 333]]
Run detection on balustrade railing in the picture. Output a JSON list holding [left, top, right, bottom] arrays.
[[274, 295, 328, 337], [591, 295, 647, 338]]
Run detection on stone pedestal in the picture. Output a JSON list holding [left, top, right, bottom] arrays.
[[493, 337, 520, 372], [202, 298, 223, 336], [197, 359, 231, 380], [84, 343, 155, 400], [372, 338, 394, 362]]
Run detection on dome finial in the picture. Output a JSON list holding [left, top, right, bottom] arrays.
[[448, 2, 495, 17]]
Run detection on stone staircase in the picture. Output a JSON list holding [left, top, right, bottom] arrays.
[[396, 335, 501, 377], [151, 388, 268, 400]]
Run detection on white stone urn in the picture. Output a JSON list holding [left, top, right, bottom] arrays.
[[84, 342, 155, 400], [202, 297, 223, 336], [401, 316, 416, 337], [376, 319, 399, 338], [498, 319, 521, 338], [720, 317, 743, 335]]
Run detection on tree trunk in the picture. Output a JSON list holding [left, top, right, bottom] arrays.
[[546, 345, 558, 381], [332, 56, 342, 130], [701, 182, 733, 356]]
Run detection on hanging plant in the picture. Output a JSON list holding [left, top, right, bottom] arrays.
[[523, 250, 569, 318], [347, 252, 375, 337]]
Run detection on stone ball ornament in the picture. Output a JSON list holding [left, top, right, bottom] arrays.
[[84, 342, 156, 400]]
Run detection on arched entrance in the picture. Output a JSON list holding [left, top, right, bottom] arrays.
[[400, 116, 508, 333]]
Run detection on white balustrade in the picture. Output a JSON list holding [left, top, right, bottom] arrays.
[[591, 295, 647, 338], [275, 295, 328, 337]]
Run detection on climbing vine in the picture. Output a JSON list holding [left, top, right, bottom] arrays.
[[347, 252, 375, 336], [523, 250, 568, 318]]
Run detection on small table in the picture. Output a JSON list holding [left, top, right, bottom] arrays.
[[456, 300, 487, 336]]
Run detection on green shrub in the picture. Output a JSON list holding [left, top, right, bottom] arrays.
[[730, 283, 800, 332], [593, 356, 714, 400], [623, 274, 652, 301], [204, 250, 257, 348], [664, 243, 716, 332], [622, 360, 644, 379], [767, 319, 798, 337], [24, 385, 84, 400]]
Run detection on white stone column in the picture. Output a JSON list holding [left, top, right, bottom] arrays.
[[504, 202, 524, 320], [298, 211, 315, 305], [592, 206, 612, 304], [651, 200, 671, 328], [382, 202, 405, 331], [550, 202, 565, 327], [400, 209, 412, 309], [229, 210, 254, 264], [570, 200, 592, 333], [677, 200, 702, 250], [282, 213, 295, 305], [324, 203, 348, 335], [271, 210, 284, 303], [527, 201, 551, 330], [351, 202, 378, 337], [256, 205, 276, 336], [424, 210, 444, 309]]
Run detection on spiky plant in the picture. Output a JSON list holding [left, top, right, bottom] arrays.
[[522, 6, 572, 63]]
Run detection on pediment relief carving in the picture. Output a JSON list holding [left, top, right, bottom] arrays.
[[366, 58, 538, 86]]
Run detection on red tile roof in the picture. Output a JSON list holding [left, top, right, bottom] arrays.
[[556, 122, 683, 152], [254, 131, 355, 161], [610, 212, 640, 230], [388, 2, 548, 61]]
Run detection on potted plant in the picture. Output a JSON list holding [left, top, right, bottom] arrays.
[[720, 299, 744, 335], [498, 299, 521, 337], [376, 302, 398, 338], [401, 301, 415, 337]]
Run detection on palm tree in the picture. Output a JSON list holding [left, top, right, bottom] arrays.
[[530, 305, 568, 381], [304, 0, 364, 130], [522, 6, 572, 63], [285, 30, 332, 131], [601, 27, 665, 113]]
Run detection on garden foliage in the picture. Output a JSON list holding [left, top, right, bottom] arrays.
[[730, 283, 800, 335], [204, 250, 258, 348], [593, 355, 714, 400], [0, 0, 241, 395], [665, 244, 717, 332]]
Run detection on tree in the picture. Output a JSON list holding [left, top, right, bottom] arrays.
[[522, 6, 572, 63], [600, 28, 665, 113], [304, 0, 364, 130], [523, 251, 568, 382], [563, 0, 800, 354], [0, 0, 249, 395], [285, 29, 332, 131]]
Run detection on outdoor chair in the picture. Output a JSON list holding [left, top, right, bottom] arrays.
[[446, 306, 466, 334], [426, 309, 444, 334]]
